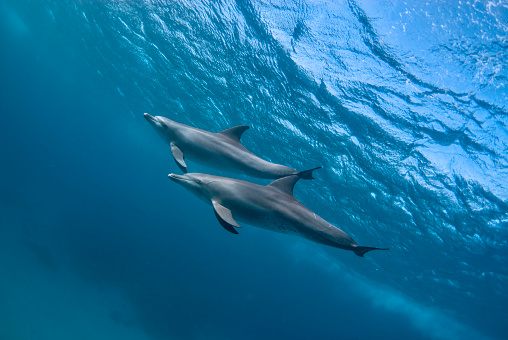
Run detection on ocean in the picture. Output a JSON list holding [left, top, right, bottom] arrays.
[[0, 0, 507, 339]]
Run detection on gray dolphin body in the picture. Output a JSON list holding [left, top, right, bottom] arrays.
[[168, 172, 388, 257], [144, 113, 315, 179]]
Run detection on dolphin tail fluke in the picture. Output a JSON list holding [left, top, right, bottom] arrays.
[[353, 246, 389, 257], [297, 166, 322, 180]]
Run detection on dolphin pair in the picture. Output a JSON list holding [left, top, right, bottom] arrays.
[[145, 114, 388, 257]]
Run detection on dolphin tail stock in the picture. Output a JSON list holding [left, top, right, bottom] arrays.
[[353, 246, 389, 257], [297, 166, 322, 180]]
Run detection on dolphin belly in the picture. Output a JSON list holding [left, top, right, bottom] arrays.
[[232, 207, 354, 250], [231, 208, 302, 236], [229, 198, 358, 250], [184, 143, 297, 179]]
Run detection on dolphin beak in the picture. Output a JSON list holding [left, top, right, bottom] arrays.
[[168, 173, 186, 182], [144, 113, 158, 125]]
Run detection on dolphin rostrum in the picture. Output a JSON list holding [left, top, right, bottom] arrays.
[[144, 113, 317, 179], [168, 172, 388, 257]]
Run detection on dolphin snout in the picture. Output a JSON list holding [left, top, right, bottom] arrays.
[[168, 173, 186, 182], [144, 113, 158, 124]]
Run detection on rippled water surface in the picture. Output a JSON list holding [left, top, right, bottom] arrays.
[[1, 1, 507, 339]]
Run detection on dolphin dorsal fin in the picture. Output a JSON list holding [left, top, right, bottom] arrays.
[[268, 175, 300, 196], [218, 125, 250, 143], [268, 167, 321, 195]]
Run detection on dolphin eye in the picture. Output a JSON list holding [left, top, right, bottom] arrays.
[[195, 179, 202, 184]]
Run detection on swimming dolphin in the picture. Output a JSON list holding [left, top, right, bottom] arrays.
[[168, 172, 388, 257], [144, 113, 317, 179]]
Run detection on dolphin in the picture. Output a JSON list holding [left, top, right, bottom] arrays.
[[144, 113, 317, 179], [168, 172, 388, 257]]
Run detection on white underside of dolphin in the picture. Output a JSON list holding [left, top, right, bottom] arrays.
[[144, 113, 317, 179], [168, 172, 389, 257]]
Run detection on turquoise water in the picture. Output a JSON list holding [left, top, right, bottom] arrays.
[[1, 0, 507, 339]]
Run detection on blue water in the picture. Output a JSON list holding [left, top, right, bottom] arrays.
[[1, 0, 507, 339]]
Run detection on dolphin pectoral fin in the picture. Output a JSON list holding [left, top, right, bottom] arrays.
[[170, 143, 187, 173], [214, 210, 239, 234], [218, 125, 250, 143], [212, 201, 241, 234]]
